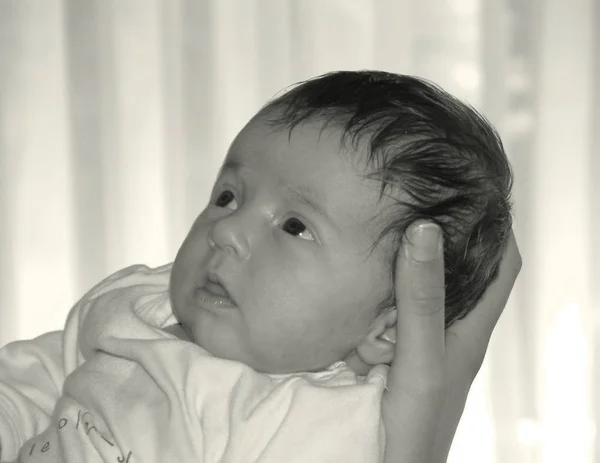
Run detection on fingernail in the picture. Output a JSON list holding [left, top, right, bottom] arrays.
[[408, 223, 442, 262]]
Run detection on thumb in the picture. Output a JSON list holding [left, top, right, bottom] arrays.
[[388, 221, 446, 394]]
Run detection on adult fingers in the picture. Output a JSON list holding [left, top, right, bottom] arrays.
[[446, 229, 522, 369]]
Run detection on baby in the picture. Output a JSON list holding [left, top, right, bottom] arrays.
[[0, 70, 512, 462]]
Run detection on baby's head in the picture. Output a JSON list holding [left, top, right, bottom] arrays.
[[170, 70, 513, 375]]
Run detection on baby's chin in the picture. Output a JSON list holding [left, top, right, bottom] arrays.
[[163, 326, 367, 376], [168, 312, 365, 375]]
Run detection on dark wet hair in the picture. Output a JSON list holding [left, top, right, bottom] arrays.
[[258, 70, 513, 327]]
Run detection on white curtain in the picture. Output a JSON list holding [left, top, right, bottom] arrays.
[[0, 1, 598, 462]]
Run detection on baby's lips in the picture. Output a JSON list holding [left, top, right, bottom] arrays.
[[206, 270, 237, 304], [204, 280, 230, 298]]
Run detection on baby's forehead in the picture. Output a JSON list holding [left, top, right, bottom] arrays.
[[229, 116, 372, 171]]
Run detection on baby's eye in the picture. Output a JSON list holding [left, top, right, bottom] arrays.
[[214, 190, 238, 210], [281, 217, 314, 241]]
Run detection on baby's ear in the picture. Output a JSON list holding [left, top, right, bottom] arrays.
[[356, 306, 397, 366]]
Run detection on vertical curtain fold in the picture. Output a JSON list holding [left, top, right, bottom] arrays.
[[64, 0, 109, 294], [591, 0, 600, 460]]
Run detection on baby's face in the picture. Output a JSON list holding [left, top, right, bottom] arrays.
[[170, 117, 395, 374]]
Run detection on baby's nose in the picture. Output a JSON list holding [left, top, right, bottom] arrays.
[[209, 217, 250, 260]]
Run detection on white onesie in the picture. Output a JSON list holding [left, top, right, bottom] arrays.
[[0, 264, 387, 463]]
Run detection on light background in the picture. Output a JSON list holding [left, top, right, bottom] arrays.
[[0, 1, 598, 462]]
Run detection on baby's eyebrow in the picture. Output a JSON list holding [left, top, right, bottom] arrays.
[[285, 184, 337, 228], [219, 158, 246, 175]]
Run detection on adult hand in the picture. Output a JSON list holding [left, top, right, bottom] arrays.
[[381, 221, 521, 463]]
